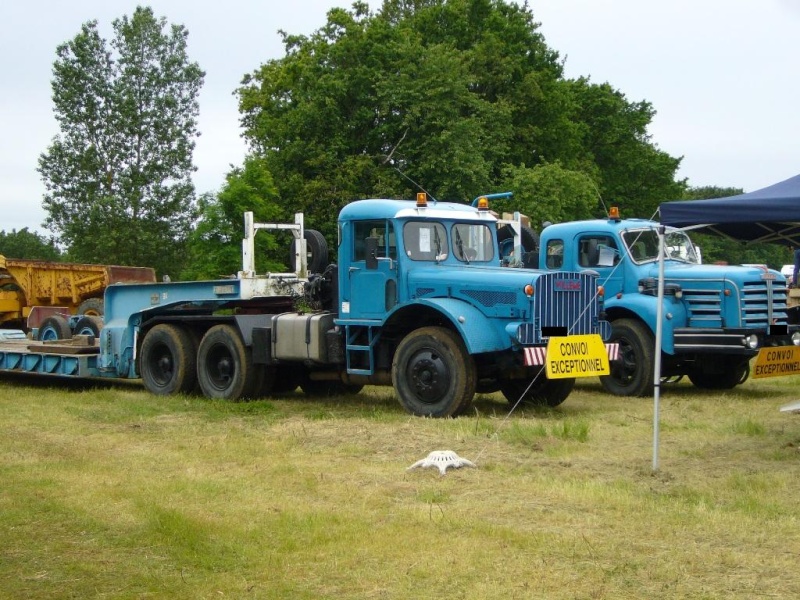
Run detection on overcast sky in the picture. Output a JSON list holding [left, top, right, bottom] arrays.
[[1, 0, 798, 234]]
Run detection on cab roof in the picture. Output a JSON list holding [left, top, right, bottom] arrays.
[[339, 199, 493, 223]]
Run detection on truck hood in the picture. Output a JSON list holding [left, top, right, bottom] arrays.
[[639, 261, 784, 283], [407, 264, 549, 291]]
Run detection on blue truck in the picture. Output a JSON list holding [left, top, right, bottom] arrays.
[[526, 207, 800, 396], [0, 195, 612, 417]]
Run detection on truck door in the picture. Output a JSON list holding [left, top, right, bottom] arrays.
[[347, 220, 398, 319], [577, 235, 624, 295]]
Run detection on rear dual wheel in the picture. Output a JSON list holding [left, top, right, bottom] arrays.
[[197, 324, 256, 401], [140, 324, 197, 395]]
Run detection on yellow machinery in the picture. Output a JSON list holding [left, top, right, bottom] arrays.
[[0, 255, 156, 328]]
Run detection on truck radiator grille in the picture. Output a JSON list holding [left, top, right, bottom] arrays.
[[681, 288, 723, 327], [460, 290, 516, 307], [682, 280, 788, 328], [519, 272, 599, 344], [742, 280, 788, 326]]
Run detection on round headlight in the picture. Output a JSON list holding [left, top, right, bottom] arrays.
[[745, 334, 760, 349], [792, 331, 800, 346]]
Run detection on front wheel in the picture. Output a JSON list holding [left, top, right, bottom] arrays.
[[392, 327, 475, 417], [688, 357, 750, 390], [500, 374, 575, 408], [600, 318, 655, 397], [197, 324, 256, 401]]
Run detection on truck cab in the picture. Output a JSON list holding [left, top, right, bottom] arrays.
[[330, 196, 611, 414], [538, 209, 800, 396]]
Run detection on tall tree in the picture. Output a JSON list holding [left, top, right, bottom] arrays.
[[38, 6, 204, 276], [181, 156, 286, 280], [237, 0, 683, 231]]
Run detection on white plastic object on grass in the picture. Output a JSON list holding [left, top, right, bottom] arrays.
[[407, 450, 476, 475]]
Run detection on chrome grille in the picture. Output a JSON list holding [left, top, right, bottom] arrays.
[[519, 272, 599, 344]]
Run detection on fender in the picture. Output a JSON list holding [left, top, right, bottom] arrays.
[[605, 293, 688, 355], [407, 297, 509, 354]]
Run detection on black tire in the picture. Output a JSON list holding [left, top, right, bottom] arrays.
[[77, 297, 104, 316], [197, 324, 256, 401], [688, 357, 750, 390], [600, 318, 655, 397], [37, 315, 72, 341], [140, 324, 197, 395], [500, 374, 575, 408], [391, 326, 476, 417], [289, 229, 329, 274], [497, 224, 539, 266], [73, 315, 103, 339]]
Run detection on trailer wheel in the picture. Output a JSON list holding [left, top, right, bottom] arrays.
[[77, 297, 104, 316], [73, 315, 103, 339], [289, 229, 329, 274], [600, 318, 655, 397], [392, 326, 475, 417], [141, 324, 197, 395], [197, 324, 256, 401], [500, 374, 575, 408], [37, 315, 71, 341]]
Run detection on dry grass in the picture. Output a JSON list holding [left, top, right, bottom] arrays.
[[1, 373, 800, 599]]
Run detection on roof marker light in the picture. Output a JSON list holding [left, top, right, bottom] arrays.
[[608, 206, 621, 221], [477, 196, 489, 210], [416, 192, 427, 207]]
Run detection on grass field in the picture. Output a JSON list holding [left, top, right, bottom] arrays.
[[1, 372, 799, 599]]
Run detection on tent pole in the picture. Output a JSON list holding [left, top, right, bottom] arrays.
[[653, 225, 666, 471]]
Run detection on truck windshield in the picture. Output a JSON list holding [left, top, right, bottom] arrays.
[[452, 223, 495, 263], [403, 221, 448, 261], [622, 228, 700, 264]]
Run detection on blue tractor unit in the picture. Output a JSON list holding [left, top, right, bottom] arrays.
[[0, 196, 612, 417], [534, 207, 800, 396]]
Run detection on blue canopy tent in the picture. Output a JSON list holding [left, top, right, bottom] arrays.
[[659, 173, 800, 246]]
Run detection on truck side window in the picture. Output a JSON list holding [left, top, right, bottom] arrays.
[[579, 236, 618, 267], [545, 240, 563, 269], [404, 222, 447, 261], [354, 220, 396, 261]]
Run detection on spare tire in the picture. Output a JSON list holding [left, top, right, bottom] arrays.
[[289, 229, 329, 274], [497, 224, 539, 266]]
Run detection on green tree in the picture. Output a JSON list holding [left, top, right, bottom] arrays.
[[237, 0, 682, 226], [38, 6, 204, 276], [492, 162, 599, 227], [181, 156, 286, 280], [0, 229, 61, 261]]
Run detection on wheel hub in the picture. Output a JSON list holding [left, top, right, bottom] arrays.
[[409, 353, 447, 403]]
